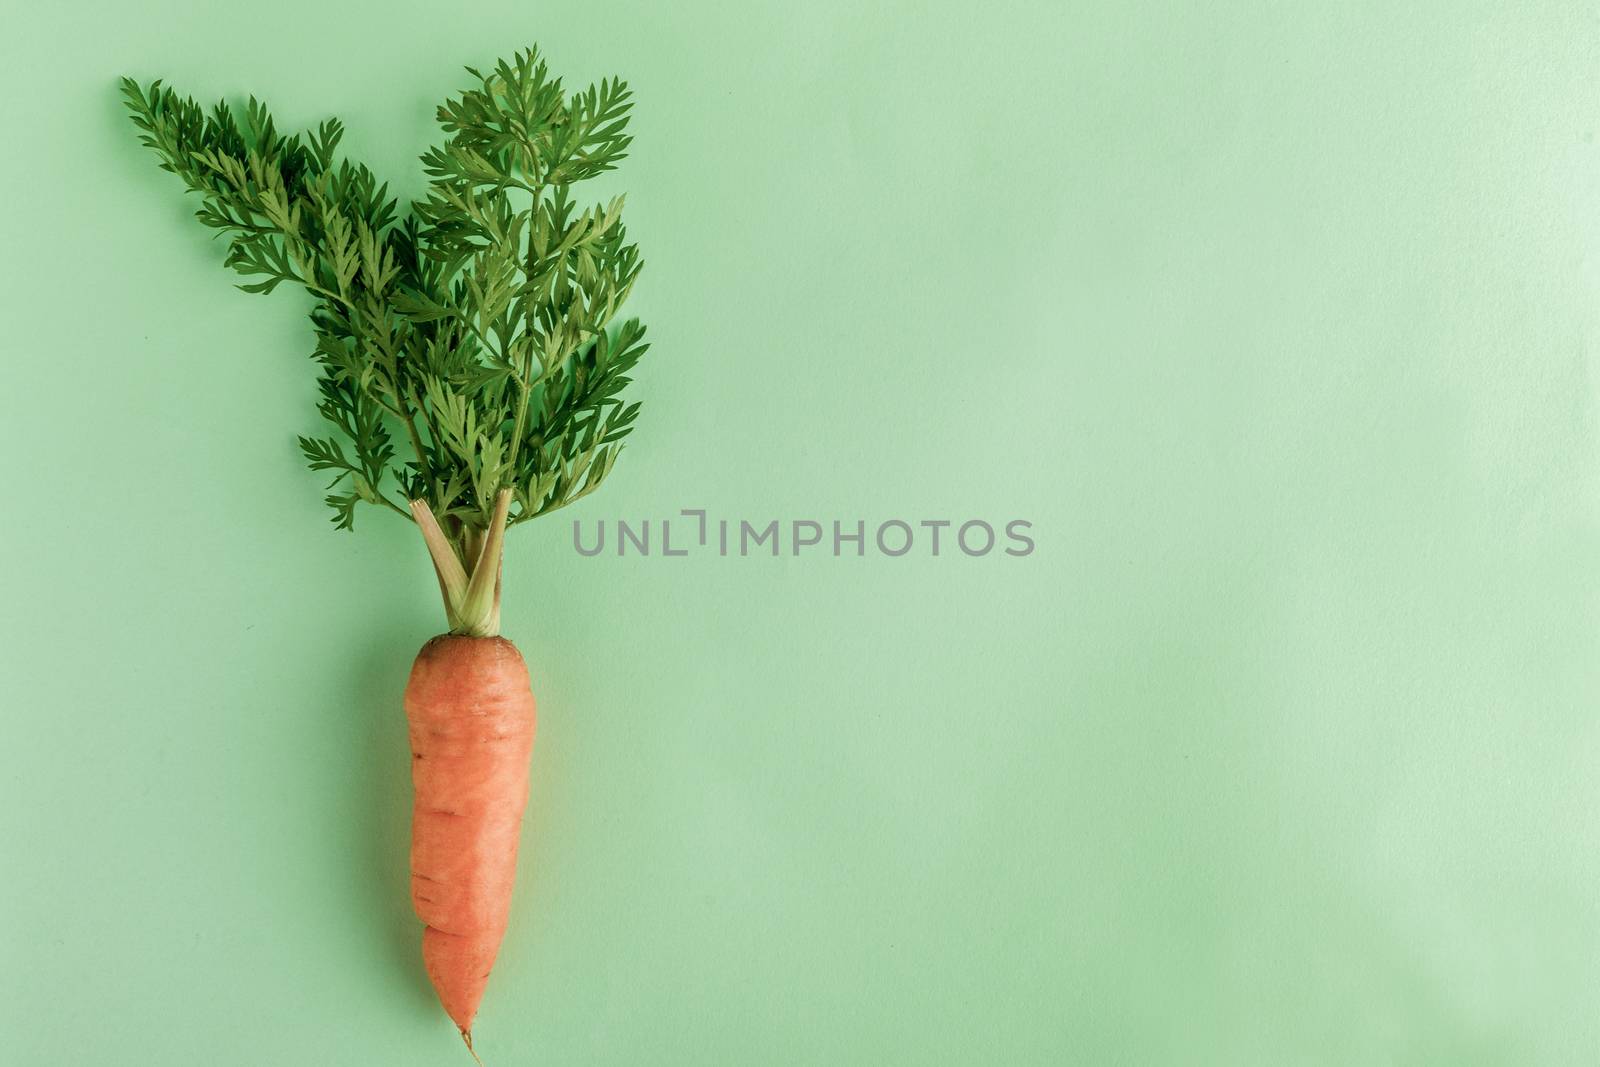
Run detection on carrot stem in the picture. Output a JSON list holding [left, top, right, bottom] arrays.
[[457, 489, 511, 637], [411, 498, 471, 631], [412, 490, 511, 636]]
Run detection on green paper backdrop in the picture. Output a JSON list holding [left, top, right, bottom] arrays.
[[3, 2, 1598, 1063]]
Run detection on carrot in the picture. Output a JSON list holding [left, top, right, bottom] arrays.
[[400, 488, 541, 1045], [122, 46, 651, 1052], [406, 634, 537, 1042]]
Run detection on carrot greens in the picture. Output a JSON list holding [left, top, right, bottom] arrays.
[[121, 47, 647, 633]]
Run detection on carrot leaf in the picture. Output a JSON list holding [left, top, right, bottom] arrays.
[[121, 45, 650, 557]]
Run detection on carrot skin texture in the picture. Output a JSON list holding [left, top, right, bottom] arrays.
[[405, 634, 537, 1033]]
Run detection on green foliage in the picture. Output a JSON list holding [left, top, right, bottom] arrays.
[[121, 47, 648, 546]]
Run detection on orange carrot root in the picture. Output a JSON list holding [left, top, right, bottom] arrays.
[[406, 634, 537, 1035]]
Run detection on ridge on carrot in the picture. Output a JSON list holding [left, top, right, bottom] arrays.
[[121, 46, 649, 1047]]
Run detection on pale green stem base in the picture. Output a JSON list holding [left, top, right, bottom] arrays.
[[410, 488, 511, 636]]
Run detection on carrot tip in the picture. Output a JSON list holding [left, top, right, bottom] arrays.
[[461, 1028, 485, 1067]]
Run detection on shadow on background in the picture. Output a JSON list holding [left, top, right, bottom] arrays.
[[349, 628, 437, 1011]]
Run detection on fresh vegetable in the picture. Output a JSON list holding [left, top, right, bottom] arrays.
[[407, 634, 537, 1047], [121, 46, 649, 1052]]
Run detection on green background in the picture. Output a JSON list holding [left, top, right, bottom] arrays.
[[3, 1, 1597, 1063]]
